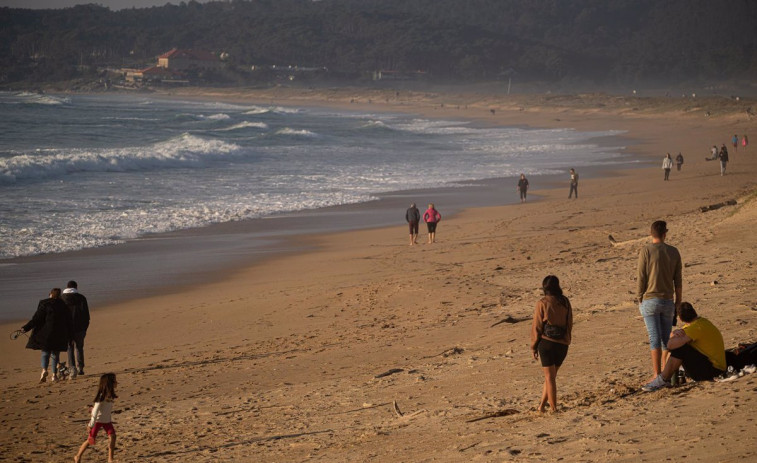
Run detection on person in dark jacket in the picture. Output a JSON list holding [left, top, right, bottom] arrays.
[[405, 203, 421, 246], [62, 280, 90, 378], [21, 288, 73, 383]]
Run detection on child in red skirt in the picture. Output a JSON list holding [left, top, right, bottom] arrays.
[[75, 373, 117, 462]]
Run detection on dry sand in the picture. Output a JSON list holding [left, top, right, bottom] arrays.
[[1, 88, 756, 462]]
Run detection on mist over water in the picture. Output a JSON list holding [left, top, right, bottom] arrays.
[[0, 92, 628, 259]]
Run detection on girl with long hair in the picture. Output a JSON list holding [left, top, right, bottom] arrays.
[[530, 275, 573, 412]]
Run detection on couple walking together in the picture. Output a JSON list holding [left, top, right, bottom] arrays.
[[405, 203, 441, 245], [21, 281, 90, 382]]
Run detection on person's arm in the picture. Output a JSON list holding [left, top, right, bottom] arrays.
[[531, 301, 544, 359], [88, 402, 101, 428], [21, 302, 45, 333], [636, 249, 648, 303], [667, 330, 691, 350]]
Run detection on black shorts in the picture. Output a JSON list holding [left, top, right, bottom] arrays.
[[408, 221, 419, 234], [538, 338, 569, 367], [426, 222, 437, 233], [669, 343, 724, 381]]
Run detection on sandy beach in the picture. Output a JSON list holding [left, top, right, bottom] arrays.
[[1, 88, 756, 462]]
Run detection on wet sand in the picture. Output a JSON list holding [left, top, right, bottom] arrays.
[[1, 89, 755, 462]]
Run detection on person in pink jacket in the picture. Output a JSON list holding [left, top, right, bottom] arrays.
[[423, 203, 441, 244]]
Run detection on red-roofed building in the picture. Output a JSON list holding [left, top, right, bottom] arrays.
[[157, 48, 223, 71]]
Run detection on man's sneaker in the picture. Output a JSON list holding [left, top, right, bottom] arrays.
[[78, 369, 85, 376], [39, 369, 48, 383], [642, 374, 670, 392], [51, 374, 59, 383]]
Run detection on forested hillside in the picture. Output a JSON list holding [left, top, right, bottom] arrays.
[[1, 0, 756, 86]]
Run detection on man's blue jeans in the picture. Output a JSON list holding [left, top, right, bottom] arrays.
[[640, 298, 675, 350]]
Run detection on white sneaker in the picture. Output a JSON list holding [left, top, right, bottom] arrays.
[[39, 369, 48, 383], [642, 374, 670, 392], [51, 374, 59, 383]]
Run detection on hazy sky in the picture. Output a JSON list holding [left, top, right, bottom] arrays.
[[1, 0, 213, 10]]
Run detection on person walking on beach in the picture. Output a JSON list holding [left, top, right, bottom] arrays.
[[20, 288, 72, 383], [719, 144, 729, 176], [568, 168, 578, 199], [675, 152, 684, 171], [637, 220, 682, 382], [405, 203, 420, 246], [642, 302, 725, 391], [743, 134, 748, 151], [62, 280, 90, 379], [423, 203, 441, 244], [75, 373, 118, 463], [517, 173, 529, 203], [531, 275, 573, 413], [662, 153, 673, 181], [732, 134, 739, 151]]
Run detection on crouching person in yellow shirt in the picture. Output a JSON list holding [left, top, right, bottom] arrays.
[[642, 302, 726, 391]]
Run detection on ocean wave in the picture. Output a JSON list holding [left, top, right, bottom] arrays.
[[199, 113, 231, 121], [0, 133, 242, 183], [244, 105, 300, 115], [215, 121, 269, 131], [275, 128, 318, 137], [15, 92, 70, 105]]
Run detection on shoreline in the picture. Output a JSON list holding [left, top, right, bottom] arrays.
[[0, 92, 635, 322], [1, 88, 756, 462]]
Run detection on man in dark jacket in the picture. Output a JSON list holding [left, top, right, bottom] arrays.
[[21, 288, 72, 383], [405, 203, 421, 246], [62, 280, 90, 378]]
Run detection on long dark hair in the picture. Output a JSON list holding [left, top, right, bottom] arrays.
[[94, 373, 118, 402], [542, 275, 569, 306]]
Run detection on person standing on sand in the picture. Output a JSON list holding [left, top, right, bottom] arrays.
[[423, 203, 441, 244], [75, 373, 118, 463], [642, 302, 725, 391], [20, 288, 72, 383], [743, 134, 748, 151], [719, 144, 729, 176], [732, 134, 739, 151], [531, 275, 573, 413], [62, 280, 90, 379], [405, 203, 420, 246], [637, 220, 682, 383], [517, 173, 529, 203], [662, 153, 673, 181], [675, 152, 684, 171], [568, 168, 578, 199]]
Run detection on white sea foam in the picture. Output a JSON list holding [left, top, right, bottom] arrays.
[[275, 128, 318, 137], [215, 121, 269, 131], [0, 133, 241, 183], [15, 92, 70, 105]]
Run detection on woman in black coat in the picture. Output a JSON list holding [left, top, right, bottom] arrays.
[[21, 288, 72, 383]]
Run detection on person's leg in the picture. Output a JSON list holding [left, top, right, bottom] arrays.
[[108, 433, 116, 462], [660, 355, 683, 381], [74, 440, 89, 462], [51, 351, 60, 380], [543, 365, 558, 412], [74, 331, 86, 373], [640, 299, 664, 378], [67, 341, 76, 372], [40, 351, 50, 382]]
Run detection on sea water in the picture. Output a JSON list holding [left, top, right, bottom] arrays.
[[0, 91, 628, 260]]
